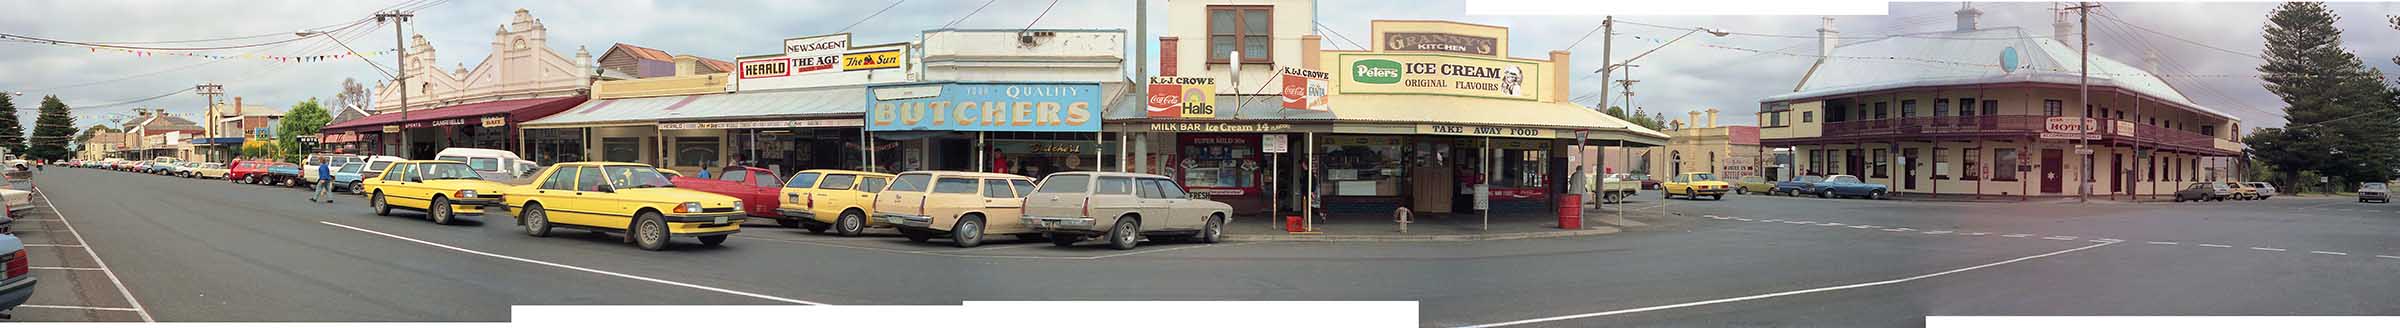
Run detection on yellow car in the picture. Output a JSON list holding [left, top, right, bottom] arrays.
[[501, 162, 742, 251], [1663, 172, 1731, 200], [362, 160, 515, 225], [2229, 182, 2260, 200], [1733, 176, 1775, 195], [777, 169, 896, 236]]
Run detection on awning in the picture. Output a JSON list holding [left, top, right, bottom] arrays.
[[323, 96, 587, 133], [1119, 93, 1667, 146], [523, 86, 864, 129]]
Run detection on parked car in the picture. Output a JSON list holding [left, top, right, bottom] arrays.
[[1595, 173, 1640, 203], [2174, 182, 2231, 202], [2361, 182, 2389, 203], [872, 171, 1040, 248], [300, 154, 359, 185], [0, 189, 28, 217], [504, 162, 742, 250], [2246, 182, 2278, 199], [1812, 174, 1890, 199], [1771, 175, 1827, 196], [2229, 182, 2259, 200], [1021, 172, 1231, 250], [669, 165, 784, 219], [264, 162, 305, 187], [434, 148, 539, 181], [227, 160, 282, 184], [776, 169, 895, 235], [1733, 176, 1775, 195], [362, 160, 515, 225], [357, 155, 407, 181], [0, 234, 38, 316], [332, 163, 367, 193], [186, 162, 229, 179], [1632, 174, 1661, 190], [1663, 172, 1730, 200]]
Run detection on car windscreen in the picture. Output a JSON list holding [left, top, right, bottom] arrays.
[[1692, 173, 1719, 182], [368, 161, 394, 171], [885, 174, 931, 192], [604, 165, 674, 189], [2366, 182, 2388, 190], [419, 163, 483, 180], [437, 156, 502, 172]]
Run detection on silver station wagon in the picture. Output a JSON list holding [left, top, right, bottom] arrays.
[[1022, 172, 1232, 250]]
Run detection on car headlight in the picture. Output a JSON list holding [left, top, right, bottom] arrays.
[[731, 201, 744, 210], [456, 190, 478, 198], [678, 202, 702, 213]]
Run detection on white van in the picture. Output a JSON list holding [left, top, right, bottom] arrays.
[[433, 148, 539, 181], [357, 155, 406, 180]]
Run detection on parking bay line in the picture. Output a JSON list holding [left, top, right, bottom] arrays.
[[32, 266, 106, 271], [1459, 241, 2122, 328], [319, 221, 828, 305], [31, 188, 154, 322], [14, 304, 143, 312]]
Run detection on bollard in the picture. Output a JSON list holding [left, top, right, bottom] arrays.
[[1394, 207, 1413, 233]]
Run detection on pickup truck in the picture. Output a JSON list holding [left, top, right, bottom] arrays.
[[1595, 173, 1640, 204], [668, 166, 784, 219], [265, 163, 305, 187]]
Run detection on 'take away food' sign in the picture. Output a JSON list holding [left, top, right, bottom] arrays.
[[1339, 53, 1538, 101]]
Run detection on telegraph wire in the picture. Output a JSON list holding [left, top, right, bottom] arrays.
[[1022, 0, 1061, 32], [941, 0, 1000, 29], [838, 0, 908, 33]]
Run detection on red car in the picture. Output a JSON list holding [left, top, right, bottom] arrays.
[[668, 166, 784, 219], [226, 160, 286, 185]]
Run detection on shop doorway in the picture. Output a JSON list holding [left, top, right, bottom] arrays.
[[1410, 140, 1455, 213], [1902, 148, 1918, 190], [1845, 149, 1864, 177], [2110, 153, 2123, 193], [2041, 149, 2063, 194]]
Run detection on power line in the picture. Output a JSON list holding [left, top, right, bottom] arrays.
[[2093, 11, 2263, 60], [941, 0, 1000, 29], [1314, 22, 1367, 50], [1613, 19, 2062, 41], [1023, 0, 1061, 32], [838, 0, 908, 33]]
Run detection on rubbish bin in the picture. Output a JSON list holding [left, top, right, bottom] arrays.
[[1285, 215, 1306, 233], [1557, 194, 1583, 230]]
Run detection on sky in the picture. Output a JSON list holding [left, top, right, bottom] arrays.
[[3, 0, 2397, 131]]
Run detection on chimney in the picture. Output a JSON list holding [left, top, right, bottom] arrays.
[[1159, 37, 1179, 76], [1705, 108, 1721, 128], [575, 45, 593, 80], [1687, 111, 1702, 130], [2142, 48, 2161, 74], [232, 97, 243, 117], [1817, 17, 1838, 59], [1954, 2, 1984, 32], [2053, 5, 2075, 47], [673, 55, 699, 76]]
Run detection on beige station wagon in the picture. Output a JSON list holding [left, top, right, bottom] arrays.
[[872, 171, 1039, 248], [1023, 172, 1232, 250]]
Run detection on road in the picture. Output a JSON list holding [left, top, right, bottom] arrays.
[[13, 166, 2400, 326]]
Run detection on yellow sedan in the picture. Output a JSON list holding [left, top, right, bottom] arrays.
[[502, 162, 742, 251], [362, 160, 515, 225], [1662, 172, 1732, 200]]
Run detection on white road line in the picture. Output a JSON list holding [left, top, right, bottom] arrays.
[[1959, 232, 1989, 236], [2090, 238, 2124, 243], [2310, 251, 2349, 256], [1817, 222, 1845, 226], [23, 243, 86, 247], [30, 188, 154, 322], [1459, 241, 2121, 328], [31, 266, 106, 271], [1787, 220, 1816, 224], [319, 221, 828, 305], [2251, 247, 2287, 252], [1882, 228, 1913, 232], [2147, 241, 2180, 245], [2043, 236, 2078, 240], [2198, 244, 2232, 248], [2378, 255, 2400, 260], [1760, 219, 1782, 223], [2002, 234, 2033, 238], [14, 304, 143, 312], [1923, 230, 1952, 235], [1733, 218, 1753, 221]]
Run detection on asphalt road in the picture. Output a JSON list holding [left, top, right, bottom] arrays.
[[15, 167, 2400, 326]]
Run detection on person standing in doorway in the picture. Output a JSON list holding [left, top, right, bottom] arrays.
[[309, 158, 335, 203]]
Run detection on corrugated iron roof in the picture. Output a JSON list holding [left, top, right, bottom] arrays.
[[1761, 27, 2232, 121]]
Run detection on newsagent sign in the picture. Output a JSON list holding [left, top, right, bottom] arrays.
[[867, 83, 1103, 132], [1338, 53, 1538, 101], [738, 35, 910, 91]]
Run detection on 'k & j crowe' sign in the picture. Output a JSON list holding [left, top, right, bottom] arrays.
[[867, 83, 1104, 132]]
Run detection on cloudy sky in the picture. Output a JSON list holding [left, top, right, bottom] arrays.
[[4, 0, 2396, 130]]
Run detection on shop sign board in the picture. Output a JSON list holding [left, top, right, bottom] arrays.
[[1383, 32, 1498, 56], [1339, 53, 1539, 101], [1279, 67, 1330, 111], [481, 116, 507, 128], [867, 83, 1103, 132], [2040, 116, 2100, 140], [1262, 134, 1289, 153], [430, 118, 469, 127], [382, 125, 401, 133], [842, 48, 904, 71], [1417, 124, 1554, 138], [2114, 120, 2135, 137], [738, 58, 791, 79], [783, 33, 850, 74], [658, 118, 865, 130], [1145, 122, 1298, 133], [1146, 76, 1217, 119]]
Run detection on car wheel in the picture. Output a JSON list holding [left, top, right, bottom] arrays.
[[1711, 194, 1724, 200], [776, 218, 802, 228], [901, 228, 932, 242], [698, 235, 727, 246], [835, 210, 866, 237], [951, 215, 985, 248], [1685, 188, 1697, 200], [349, 182, 362, 194], [1821, 190, 1834, 199], [1734, 187, 1745, 195], [523, 203, 553, 237], [633, 212, 669, 251], [429, 196, 454, 225], [371, 191, 392, 216], [1106, 216, 1142, 250], [1050, 234, 1084, 246], [1196, 214, 1225, 244]]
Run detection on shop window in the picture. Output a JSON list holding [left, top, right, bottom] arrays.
[[603, 137, 642, 163], [1900, 100, 1917, 118], [1994, 148, 2018, 181], [673, 136, 721, 167], [2044, 100, 2063, 116], [1208, 6, 1273, 63], [1179, 135, 1259, 194], [1871, 149, 1888, 178], [1933, 99, 1949, 117], [1981, 100, 1998, 116], [1961, 148, 1980, 180], [1957, 98, 1976, 116], [1933, 148, 1950, 179], [1495, 140, 1549, 189], [1802, 111, 1814, 123], [1322, 136, 1403, 196]]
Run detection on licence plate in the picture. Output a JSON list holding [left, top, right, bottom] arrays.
[[713, 217, 729, 225]]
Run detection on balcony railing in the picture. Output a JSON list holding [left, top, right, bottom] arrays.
[[1819, 115, 2230, 151]]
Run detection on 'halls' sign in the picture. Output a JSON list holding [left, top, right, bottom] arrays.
[[1340, 53, 1538, 101], [868, 83, 1103, 132], [1146, 76, 1216, 119]]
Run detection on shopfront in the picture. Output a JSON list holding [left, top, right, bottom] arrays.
[[322, 96, 586, 159], [866, 82, 1115, 176]]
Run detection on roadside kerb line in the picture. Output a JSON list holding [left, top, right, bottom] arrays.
[[30, 188, 155, 322], [2309, 251, 2348, 256], [732, 235, 1249, 261], [23, 244, 86, 247], [1459, 241, 2121, 328], [319, 221, 829, 305]]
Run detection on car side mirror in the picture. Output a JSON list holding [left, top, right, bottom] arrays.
[[596, 184, 616, 193]]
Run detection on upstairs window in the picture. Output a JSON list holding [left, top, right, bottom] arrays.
[[1208, 6, 1273, 64], [2044, 100, 2064, 116]]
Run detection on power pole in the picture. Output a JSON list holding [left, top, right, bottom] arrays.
[[1618, 64, 1640, 114], [1598, 16, 1614, 111], [2068, 1, 2097, 203], [195, 82, 223, 162], [379, 10, 413, 158]]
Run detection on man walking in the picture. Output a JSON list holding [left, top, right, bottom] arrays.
[[309, 158, 335, 203]]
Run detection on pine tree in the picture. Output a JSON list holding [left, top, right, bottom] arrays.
[[2247, 2, 2400, 184], [29, 95, 77, 161], [0, 93, 22, 155]]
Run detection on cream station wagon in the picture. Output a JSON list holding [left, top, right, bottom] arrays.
[[1022, 172, 1231, 250]]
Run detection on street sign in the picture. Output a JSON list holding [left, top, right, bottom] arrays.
[[1261, 134, 1289, 153]]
